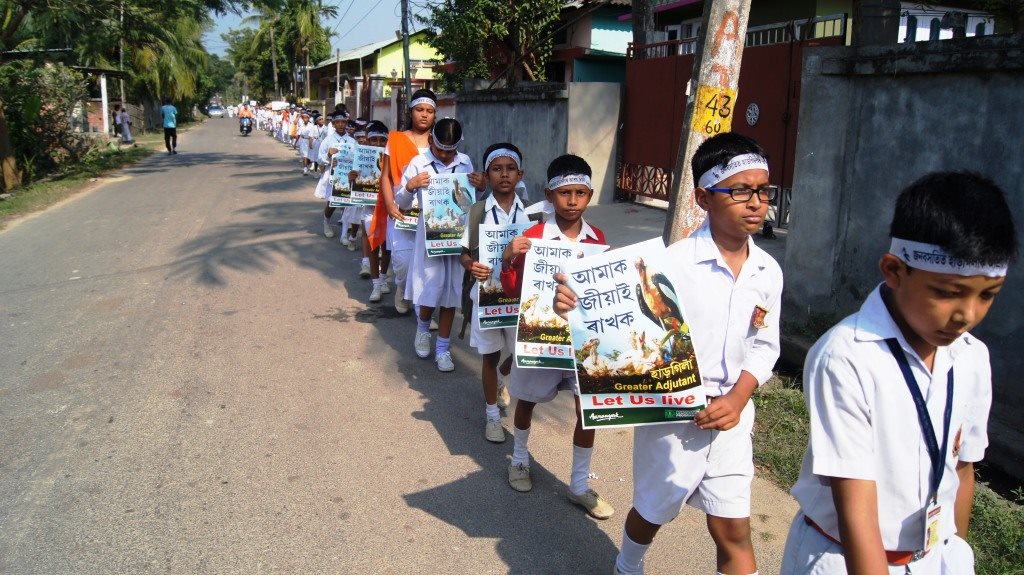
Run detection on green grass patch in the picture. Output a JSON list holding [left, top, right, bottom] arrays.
[[753, 376, 809, 488], [969, 484, 1024, 575], [753, 374, 1024, 574], [0, 145, 153, 228]]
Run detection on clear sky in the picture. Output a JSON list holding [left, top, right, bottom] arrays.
[[203, 0, 435, 58]]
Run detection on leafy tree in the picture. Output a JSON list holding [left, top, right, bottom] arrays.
[[418, 0, 562, 92]]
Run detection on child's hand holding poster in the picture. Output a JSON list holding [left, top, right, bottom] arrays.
[[515, 239, 608, 369], [350, 145, 384, 206], [563, 237, 706, 429], [424, 173, 474, 256], [478, 222, 532, 329], [329, 140, 356, 208]]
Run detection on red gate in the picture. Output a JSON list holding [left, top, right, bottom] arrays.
[[617, 15, 847, 203]]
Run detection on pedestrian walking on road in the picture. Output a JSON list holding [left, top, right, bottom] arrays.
[[781, 172, 1016, 575], [395, 118, 485, 372], [555, 134, 783, 575], [502, 154, 613, 520], [118, 107, 134, 145], [161, 99, 178, 155]]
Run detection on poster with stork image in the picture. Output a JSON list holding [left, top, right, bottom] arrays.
[[328, 139, 356, 208], [424, 173, 475, 256], [564, 237, 706, 429], [349, 145, 384, 206], [477, 222, 533, 329], [514, 239, 609, 369]]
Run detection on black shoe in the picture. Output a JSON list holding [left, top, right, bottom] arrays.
[[172, 150, 178, 155]]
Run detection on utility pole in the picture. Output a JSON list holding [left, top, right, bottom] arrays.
[[663, 0, 752, 244], [335, 48, 341, 105], [401, 0, 413, 108]]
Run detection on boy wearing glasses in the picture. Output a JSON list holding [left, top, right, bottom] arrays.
[[557, 133, 781, 575]]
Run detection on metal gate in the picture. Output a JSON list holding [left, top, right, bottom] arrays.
[[616, 14, 847, 226]]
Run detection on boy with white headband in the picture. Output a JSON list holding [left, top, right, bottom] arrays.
[[499, 154, 614, 520], [781, 171, 1017, 575], [460, 142, 542, 442], [555, 133, 782, 574]]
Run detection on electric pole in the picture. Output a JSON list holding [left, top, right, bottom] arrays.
[[401, 0, 413, 107], [663, 0, 752, 244]]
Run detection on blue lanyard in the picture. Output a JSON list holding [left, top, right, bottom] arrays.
[[491, 204, 518, 224], [884, 338, 954, 503]]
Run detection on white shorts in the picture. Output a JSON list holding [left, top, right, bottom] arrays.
[[470, 319, 514, 355], [509, 366, 577, 404], [391, 247, 412, 285], [632, 398, 755, 524], [779, 511, 969, 574]]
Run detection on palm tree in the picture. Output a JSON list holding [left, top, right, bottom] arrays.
[[241, 6, 282, 98]]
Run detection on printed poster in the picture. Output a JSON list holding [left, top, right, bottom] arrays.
[[477, 222, 532, 329], [514, 239, 608, 369], [424, 173, 475, 256], [350, 144, 383, 206], [328, 139, 356, 208], [563, 238, 707, 429]]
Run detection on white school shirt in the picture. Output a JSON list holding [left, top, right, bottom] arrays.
[[458, 193, 527, 301], [790, 284, 991, 552], [317, 130, 347, 166], [664, 220, 782, 396]]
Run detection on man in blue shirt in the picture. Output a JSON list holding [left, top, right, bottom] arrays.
[[160, 99, 178, 155]]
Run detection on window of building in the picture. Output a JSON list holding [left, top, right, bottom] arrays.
[[929, 18, 941, 40]]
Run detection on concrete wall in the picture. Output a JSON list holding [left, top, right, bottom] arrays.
[[567, 82, 621, 206], [785, 33, 1024, 479], [455, 82, 621, 206]]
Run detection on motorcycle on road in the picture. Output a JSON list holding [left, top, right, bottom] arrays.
[[239, 117, 252, 136]]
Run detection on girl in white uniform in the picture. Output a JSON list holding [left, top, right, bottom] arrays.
[[394, 118, 485, 372]]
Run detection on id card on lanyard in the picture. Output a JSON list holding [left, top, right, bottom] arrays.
[[884, 338, 954, 554]]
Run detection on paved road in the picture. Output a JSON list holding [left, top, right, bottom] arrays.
[[0, 121, 797, 574]]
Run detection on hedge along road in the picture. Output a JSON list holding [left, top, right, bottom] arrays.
[[0, 120, 798, 574]]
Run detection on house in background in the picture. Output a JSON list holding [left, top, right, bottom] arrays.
[[307, 30, 440, 117], [546, 0, 633, 83]]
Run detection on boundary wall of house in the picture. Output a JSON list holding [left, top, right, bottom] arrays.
[[785, 33, 1024, 478]]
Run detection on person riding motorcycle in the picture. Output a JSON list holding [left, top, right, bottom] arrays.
[[238, 104, 254, 135]]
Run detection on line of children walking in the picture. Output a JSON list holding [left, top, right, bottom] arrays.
[[309, 92, 1014, 573]]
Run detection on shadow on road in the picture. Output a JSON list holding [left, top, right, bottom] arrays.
[[162, 135, 620, 571]]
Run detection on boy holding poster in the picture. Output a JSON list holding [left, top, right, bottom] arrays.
[[396, 118, 485, 372], [459, 143, 535, 442], [555, 133, 782, 575], [357, 121, 391, 303], [498, 154, 614, 520], [781, 173, 1016, 575]]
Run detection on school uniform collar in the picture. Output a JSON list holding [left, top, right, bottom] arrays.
[[854, 283, 973, 363], [542, 218, 597, 241], [424, 149, 469, 171], [690, 220, 768, 275], [484, 193, 525, 219]]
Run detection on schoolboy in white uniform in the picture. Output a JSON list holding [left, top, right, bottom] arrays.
[[781, 172, 1016, 575], [556, 134, 782, 575], [460, 143, 529, 441]]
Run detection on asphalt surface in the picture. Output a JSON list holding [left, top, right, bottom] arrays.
[[0, 120, 798, 574]]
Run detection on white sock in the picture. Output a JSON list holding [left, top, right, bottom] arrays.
[[511, 426, 530, 466], [485, 403, 500, 421], [372, 278, 382, 288], [361, 257, 369, 266], [615, 532, 649, 575], [569, 444, 593, 496]]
